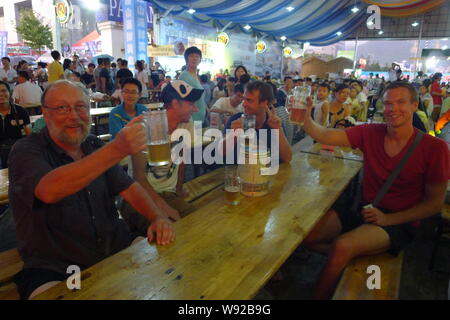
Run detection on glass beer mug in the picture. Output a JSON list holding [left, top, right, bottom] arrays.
[[142, 109, 171, 166], [288, 86, 310, 126]]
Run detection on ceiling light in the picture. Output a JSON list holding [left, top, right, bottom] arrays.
[[286, 7, 294, 12], [442, 38, 448, 41], [378, 30, 384, 35], [187, 8, 196, 14], [351, 7, 359, 13], [304, 42, 310, 46], [244, 25, 251, 30], [443, 45, 448, 50], [366, 21, 374, 26], [411, 21, 419, 27], [336, 31, 342, 36], [280, 36, 287, 41]]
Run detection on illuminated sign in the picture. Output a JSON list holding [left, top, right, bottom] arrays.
[[55, 0, 73, 24], [217, 32, 230, 46], [256, 41, 267, 53], [283, 46, 293, 57]]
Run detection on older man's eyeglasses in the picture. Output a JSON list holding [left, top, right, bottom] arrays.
[[44, 105, 89, 115]]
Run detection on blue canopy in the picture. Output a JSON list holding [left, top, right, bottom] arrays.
[[148, 0, 370, 46]]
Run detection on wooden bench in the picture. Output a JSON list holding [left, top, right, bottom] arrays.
[[332, 252, 403, 300], [0, 248, 23, 300]]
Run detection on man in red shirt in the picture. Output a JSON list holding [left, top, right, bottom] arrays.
[[302, 81, 450, 300], [430, 73, 443, 122]]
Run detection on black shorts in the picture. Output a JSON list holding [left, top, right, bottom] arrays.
[[14, 268, 68, 300], [333, 202, 418, 256]]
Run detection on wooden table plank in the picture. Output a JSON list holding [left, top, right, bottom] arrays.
[[34, 152, 362, 300], [0, 169, 8, 204], [294, 136, 363, 162]]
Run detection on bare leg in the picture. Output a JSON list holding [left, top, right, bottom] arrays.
[[303, 209, 343, 254], [312, 224, 391, 300], [28, 281, 61, 300]]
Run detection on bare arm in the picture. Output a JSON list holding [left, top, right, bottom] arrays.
[[364, 181, 448, 227], [303, 97, 351, 147], [131, 151, 181, 220], [35, 117, 145, 203]]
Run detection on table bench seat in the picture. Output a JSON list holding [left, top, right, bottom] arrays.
[[0, 248, 23, 300], [183, 167, 224, 203], [332, 252, 403, 300]]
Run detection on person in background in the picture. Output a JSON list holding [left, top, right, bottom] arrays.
[[0, 80, 31, 168], [276, 76, 294, 108], [116, 59, 134, 86], [135, 60, 150, 103], [211, 83, 244, 115], [239, 74, 251, 91], [72, 54, 84, 74], [415, 99, 430, 133], [68, 72, 87, 92], [430, 73, 443, 122], [110, 62, 118, 85], [80, 63, 96, 90], [349, 87, 363, 121], [0, 57, 18, 91], [234, 65, 248, 84], [328, 84, 351, 128], [63, 59, 73, 80], [225, 77, 236, 97], [313, 83, 331, 127], [179, 46, 207, 124], [99, 58, 114, 96], [350, 80, 368, 122], [200, 74, 212, 109], [213, 77, 227, 102], [12, 71, 42, 106], [419, 84, 434, 118], [94, 58, 104, 92], [34, 62, 48, 91]]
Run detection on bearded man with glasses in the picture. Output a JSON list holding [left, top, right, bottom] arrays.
[[8, 80, 175, 299]]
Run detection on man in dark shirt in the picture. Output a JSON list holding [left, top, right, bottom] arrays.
[[80, 63, 96, 89], [9, 80, 175, 299], [116, 59, 133, 87], [99, 59, 114, 95]]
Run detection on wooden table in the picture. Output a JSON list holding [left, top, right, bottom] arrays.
[[35, 151, 362, 300], [294, 136, 363, 162], [18, 103, 41, 115], [90, 107, 114, 135], [0, 169, 8, 204]]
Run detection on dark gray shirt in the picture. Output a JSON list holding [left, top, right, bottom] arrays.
[[8, 128, 135, 275]]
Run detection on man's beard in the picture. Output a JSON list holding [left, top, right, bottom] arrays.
[[56, 116, 92, 146]]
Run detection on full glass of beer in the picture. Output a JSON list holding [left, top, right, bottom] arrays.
[[288, 86, 310, 126], [142, 109, 171, 166], [224, 165, 240, 205]]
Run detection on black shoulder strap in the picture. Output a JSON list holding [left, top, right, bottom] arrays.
[[372, 130, 424, 207]]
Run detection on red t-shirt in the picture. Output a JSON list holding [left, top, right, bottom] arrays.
[[346, 124, 450, 213], [431, 82, 442, 106]]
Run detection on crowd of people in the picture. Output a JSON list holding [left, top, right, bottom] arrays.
[[0, 46, 449, 300]]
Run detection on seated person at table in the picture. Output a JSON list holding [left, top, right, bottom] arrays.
[[109, 78, 148, 139], [0, 80, 31, 168], [210, 83, 244, 115], [8, 80, 175, 300], [221, 81, 292, 163], [121, 80, 204, 235], [302, 81, 450, 300], [312, 83, 330, 127], [328, 84, 351, 128], [12, 71, 42, 106]]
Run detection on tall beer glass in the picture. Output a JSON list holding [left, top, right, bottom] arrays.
[[224, 165, 240, 205], [143, 109, 171, 166]]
